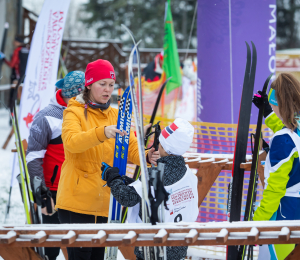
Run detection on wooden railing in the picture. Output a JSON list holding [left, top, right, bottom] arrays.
[[1, 221, 300, 259]]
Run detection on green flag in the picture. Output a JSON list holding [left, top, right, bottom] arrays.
[[163, 0, 182, 94]]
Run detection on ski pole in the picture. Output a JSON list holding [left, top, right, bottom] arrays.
[[4, 186, 12, 223], [11, 111, 31, 224], [33, 176, 43, 224], [33, 176, 45, 259], [13, 101, 38, 225]]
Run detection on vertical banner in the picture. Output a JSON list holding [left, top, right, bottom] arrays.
[[197, 1, 276, 124], [11, 0, 71, 186]]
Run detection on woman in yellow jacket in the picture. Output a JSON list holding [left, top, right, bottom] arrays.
[[56, 59, 158, 260]]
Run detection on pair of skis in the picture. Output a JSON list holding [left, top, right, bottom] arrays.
[[239, 74, 273, 260], [105, 86, 132, 259], [227, 41, 273, 260], [106, 24, 168, 260], [121, 77, 171, 223], [8, 76, 46, 259], [125, 27, 153, 260], [227, 42, 257, 260]]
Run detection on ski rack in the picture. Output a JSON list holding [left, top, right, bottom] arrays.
[[1, 221, 300, 259], [183, 151, 267, 206]]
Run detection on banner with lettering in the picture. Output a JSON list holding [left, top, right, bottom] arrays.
[[197, 1, 276, 124], [11, 0, 71, 186]]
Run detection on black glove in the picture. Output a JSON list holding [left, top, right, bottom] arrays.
[[252, 90, 273, 118], [101, 162, 121, 187], [41, 185, 54, 214], [122, 175, 135, 186]]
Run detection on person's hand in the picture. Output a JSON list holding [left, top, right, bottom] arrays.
[[41, 197, 55, 216], [252, 90, 272, 118], [147, 147, 160, 166], [101, 162, 121, 187], [104, 125, 127, 139], [40, 186, 55, 216], [0, 51, 5, 60], [144, 123, 152, 135]]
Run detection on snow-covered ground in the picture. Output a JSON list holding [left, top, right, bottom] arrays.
[[0, 107, 246, 260]]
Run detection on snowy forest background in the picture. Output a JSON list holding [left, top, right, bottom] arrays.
[[24, 0, 300, 50]]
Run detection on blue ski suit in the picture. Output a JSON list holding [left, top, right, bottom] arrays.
[[254, 112, 300, 260]]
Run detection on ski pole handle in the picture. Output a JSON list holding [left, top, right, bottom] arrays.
[[33, 176, 42, 206], [16, 174, 24, 204], [101, 162, 110, 187]]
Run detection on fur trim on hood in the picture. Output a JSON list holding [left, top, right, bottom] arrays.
[[75, 93, 85, 104]]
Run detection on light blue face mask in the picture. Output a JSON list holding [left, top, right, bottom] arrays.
[[268, 88, 278, 106]]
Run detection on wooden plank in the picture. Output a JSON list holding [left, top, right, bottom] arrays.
[[0, 231, 17, 244], [2, 223, 300, 235], [61, 248, 68, 260], [216, 228, 228, 243], [91, 230, 107, 245], [119, 246, 135, 260], [122, 231, 137, 245], [247, 227, 259, 242], [2, 128, 13, 150], [31, 231, 47, 244], [196, 160, 226, 207], [185, 229, 198, 244], [240, 162, 252, 170], [0, 236, 300, 248], [11, 139, 28, 153], [153, 229, 168, 244], [224, 162, 233, 170], [62, 231, 76, 245], [0, 247, 42, 260], [286, 245, 300, 260], [279, 227, 290, 242], [258, 151, 267, 188], [185, 160, 200, 169]]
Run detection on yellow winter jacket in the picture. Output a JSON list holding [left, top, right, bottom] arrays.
[[56, 94, 144, 217]]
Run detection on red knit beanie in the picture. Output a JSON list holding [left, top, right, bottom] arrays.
[[85, 59, 116, 87]]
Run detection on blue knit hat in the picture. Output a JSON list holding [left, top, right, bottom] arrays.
[[55, 71, 85, 98]]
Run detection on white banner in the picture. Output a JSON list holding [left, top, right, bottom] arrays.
[[11, 0, 71, 186]]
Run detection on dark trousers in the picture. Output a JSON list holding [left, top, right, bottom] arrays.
[[58, 209, 108, 260], [42, 191, 60, 260]]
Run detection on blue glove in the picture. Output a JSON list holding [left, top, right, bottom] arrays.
[[101, 162, 121, 187], [0, 52, 5, 60]]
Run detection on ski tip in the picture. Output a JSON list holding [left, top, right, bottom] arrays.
[[263, 73, 274, 92], [4, 22, 9, 28], [251, 41, 257, 50]]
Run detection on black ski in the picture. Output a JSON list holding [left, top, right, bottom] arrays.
[[239, 73, 273, 260], [227, 42, 257, 260], [0, 22, 9, 80]]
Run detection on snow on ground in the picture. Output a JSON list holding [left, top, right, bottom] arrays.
[[0, 108, 25, 226]]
